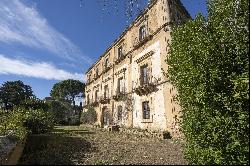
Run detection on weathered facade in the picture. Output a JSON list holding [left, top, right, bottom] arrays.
[[83, 0, 190, 137]]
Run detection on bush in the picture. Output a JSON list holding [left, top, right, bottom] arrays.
[[0, 110, 27, 139], [19, 98, 49, 111], [22, 109, 54, 134], [0, 109, 54, 137], [167, 0, 248, 164], [80, 107, 97, 124]]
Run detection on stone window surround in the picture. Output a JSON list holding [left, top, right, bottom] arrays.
[[95, 64, 100, 78], [117, 105, 123, 121], [117, 77, 124, 93], [137, 56, 153, 86], [139, 25, 147, 41], [94, 90, 99, 102], [103, 54, 110, 69], [103, 84, 109, 99], [114, 67, 127, 95], [137, 18, 149, 41], [140, 64, 149, 85], [141, 99, 153, 123]]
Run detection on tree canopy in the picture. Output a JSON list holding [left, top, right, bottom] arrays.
[[50, 79, 85, 105], [167, 0, 248, 164], [0, 80, 34, 109]]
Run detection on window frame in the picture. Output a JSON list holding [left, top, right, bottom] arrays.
[[104, 85, 109, 99], [87, 94, 90, 105], [142, 101, 150, 119], [117, 105, 123, 121], [140, 64, 149, 85], [104, 57, 109, 69], [95, 67, 99, 77], [118, 45, 123, 59], [117, 77, 124, 93], [95, 90, 99, 102], [139, 25, 147, 41]]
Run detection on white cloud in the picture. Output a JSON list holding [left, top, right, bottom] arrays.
[[0, 54, 85, 81], [0, 0, 93, 65]]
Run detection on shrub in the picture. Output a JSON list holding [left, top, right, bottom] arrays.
[[80, 107, 97, 124], [167, 0, 249, 164], [1, 108, 54, 136], [0, 110, 27, 139], [22, 109, 54, 134]]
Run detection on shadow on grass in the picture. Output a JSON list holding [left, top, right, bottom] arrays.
[[18, 129, 96, 165]]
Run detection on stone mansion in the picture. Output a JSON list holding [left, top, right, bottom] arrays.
[[83, 0, 190, 137]]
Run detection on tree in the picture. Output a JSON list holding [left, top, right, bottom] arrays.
[[0, 80, 34, 109], [167, 0, 248, 165], [50, 79, 85, 105], [47, 100, 68, 124], [19, 98, 49, 111]]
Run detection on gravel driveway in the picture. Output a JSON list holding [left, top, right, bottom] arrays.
[[19, 125, 187, 165]]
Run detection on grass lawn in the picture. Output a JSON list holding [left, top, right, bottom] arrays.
[[18, 125, 187, 165]]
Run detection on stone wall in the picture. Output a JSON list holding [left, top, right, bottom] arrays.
[[0, 135, 27, 165]]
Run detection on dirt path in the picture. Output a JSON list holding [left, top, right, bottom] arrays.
[[18, 125, 187, 165]]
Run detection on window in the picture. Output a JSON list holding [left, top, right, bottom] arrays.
[[139, 25, 147, 41], [87, 94, 90, 105], [118, 46, 123, 59], [88, 73, 92, 81], [140, 64, 149, 85], [104, 85, 109, 99], [176, 12, 181, 21], [104, 57, 109, 69], [96, 68, 99, 77], [117, 106, 123, 121], [117, 77, 124, 93], [95, 90, 99, 102], [103, 106, 109, 125], [142, 101, 150, 119]]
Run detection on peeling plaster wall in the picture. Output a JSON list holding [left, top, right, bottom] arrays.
[[83, 0, 190, 137], [113, 63, 129, 126], [131, 41, 167, 131]]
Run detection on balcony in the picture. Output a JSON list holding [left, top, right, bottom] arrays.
[[93, 74, 101, 80], [86, 79, 94, 86], [134, 77, 157, 96], [100, 96, 110, 104], [112, 92, 127, 101], [102, 65, 112, 74], [133, 30, 153, 50], [115, 54, 127, 65]]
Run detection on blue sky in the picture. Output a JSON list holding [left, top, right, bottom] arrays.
[[0, 0, 207, 99]]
